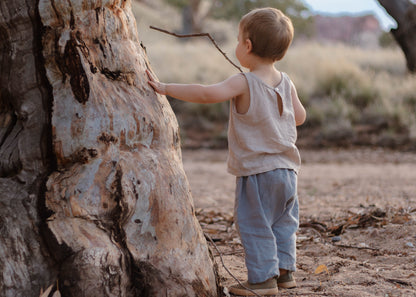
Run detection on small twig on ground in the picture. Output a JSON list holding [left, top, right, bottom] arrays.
[[212, 249, 245, 257], [299, 225, 325, 240], [299, 222, 327, 233], [332, 243, 380, 251], [385, 278, 413, 287], [149, 26, 243, 73], [204, 232, 262, 297]]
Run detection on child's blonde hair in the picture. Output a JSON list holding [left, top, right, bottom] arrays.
[[239, 7, 294, 61]]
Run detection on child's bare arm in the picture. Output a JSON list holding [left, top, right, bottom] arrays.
[[147, 70, 246, 104], [290, 81, 306, 126]]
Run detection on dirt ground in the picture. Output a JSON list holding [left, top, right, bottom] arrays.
[[182, 148, 416, 297]]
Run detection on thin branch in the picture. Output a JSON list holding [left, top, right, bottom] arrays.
[[149, 26, 243, 73], [212, 249, 245, 257], [204, 232, 263, 297]]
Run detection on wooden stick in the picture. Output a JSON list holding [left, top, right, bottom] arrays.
[[204, 232, 262, 297], [149, 26, 243, 73]]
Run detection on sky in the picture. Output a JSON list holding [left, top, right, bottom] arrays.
[[301, 0, 397, 30]]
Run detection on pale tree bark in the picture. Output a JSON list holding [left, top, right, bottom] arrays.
[[377, 0, 416, 72], [0, 0, 218, 296]]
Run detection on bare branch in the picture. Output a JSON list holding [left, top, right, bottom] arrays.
[[204, 232, 262, 297], [149, 26, 243, 73]]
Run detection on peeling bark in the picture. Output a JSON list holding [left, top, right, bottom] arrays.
[[0, 0, 57, 295], [1, 0, 218, 296]]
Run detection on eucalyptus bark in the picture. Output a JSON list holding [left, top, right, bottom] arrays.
[[0, 0, 57, 296], [0, 1, 218, 296], [377, 0, 416, 72]]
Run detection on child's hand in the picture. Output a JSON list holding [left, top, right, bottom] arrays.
[[146, 69, 167, 95]]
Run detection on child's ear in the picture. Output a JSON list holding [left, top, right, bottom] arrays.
[[245, 38, 252, 53]]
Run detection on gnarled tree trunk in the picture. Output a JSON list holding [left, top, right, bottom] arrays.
[[0, 0, 218, 296], [377, 0, 416, 72]]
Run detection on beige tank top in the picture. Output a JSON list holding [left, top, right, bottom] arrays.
[[227, 72, 301, 176]]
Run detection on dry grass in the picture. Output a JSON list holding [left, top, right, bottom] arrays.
[[281, 42, 416, 145], [132, 0, 238, 84]]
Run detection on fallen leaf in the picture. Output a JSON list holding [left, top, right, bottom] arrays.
[[315, 264, 330, 275]]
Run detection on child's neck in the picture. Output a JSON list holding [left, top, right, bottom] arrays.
[[247, 57, 281, 86], [247, 55, 278, 75], [250, 63, 277, 74]]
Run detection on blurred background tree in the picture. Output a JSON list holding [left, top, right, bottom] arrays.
[[166, 0, 314, 37], [376, 0, 416, 72]]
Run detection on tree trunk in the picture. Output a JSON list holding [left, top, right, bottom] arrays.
[[182, 0, 216, 34], [0, 0, 218, 296], [377, 0, 416, 72], [0, 0, 57, 296]]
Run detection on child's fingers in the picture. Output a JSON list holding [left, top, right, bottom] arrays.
[[146, 69, 166, 95], [146, 69, 156, 82], [148, 80, 157, 90], [148, 79, 164, 95], [146, 70, 158, 90]]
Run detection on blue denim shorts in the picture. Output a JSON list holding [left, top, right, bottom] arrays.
[[235, 168, 299, 283]]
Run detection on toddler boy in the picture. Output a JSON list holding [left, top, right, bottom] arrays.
[[148, 7, 306, 296]]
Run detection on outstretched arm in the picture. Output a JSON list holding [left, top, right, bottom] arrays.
[[147, 70, 247, 104]]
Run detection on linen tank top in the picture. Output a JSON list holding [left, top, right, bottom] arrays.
[[227, 72, 301, 176]]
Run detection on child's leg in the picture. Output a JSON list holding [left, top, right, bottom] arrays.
[[272, 171, 299, 273], [234, 169, 297, 283], [235, 174, 278, 284]]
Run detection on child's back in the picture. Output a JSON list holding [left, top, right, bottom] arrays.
[[227, 71, 300, 177]]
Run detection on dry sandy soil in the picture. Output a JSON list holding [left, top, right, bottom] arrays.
[[182, 148, 416, 297]]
